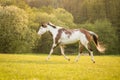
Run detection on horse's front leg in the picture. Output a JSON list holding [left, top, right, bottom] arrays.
[[60, 45, 70, 61], [46, 43, 56, 61]]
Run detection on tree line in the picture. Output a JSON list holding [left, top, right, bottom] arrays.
[[0, 0, 119, 54]]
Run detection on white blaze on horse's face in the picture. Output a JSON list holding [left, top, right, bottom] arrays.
[[38, 25, 48, 35]]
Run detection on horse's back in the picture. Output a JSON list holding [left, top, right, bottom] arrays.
[[60, 29, 87, 44]]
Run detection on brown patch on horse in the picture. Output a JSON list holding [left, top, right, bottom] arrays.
[[55, 28, 73, 44], [55, 28, 64, 44], [64, 29, 74, 37], [79, 45, 83, 53], [64, 30, 72, 37], [80, 29, 92, 41], [64, 29, 74, 38]]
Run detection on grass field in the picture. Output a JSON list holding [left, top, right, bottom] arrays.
[[0, 54, 120, 80]]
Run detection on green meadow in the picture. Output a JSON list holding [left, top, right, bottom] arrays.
[[0, 54, 120, 80]]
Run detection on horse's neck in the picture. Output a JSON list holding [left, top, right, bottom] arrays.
[[48, 25, 59, 36]]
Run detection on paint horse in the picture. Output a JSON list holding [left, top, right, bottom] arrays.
[[38, 22, 105, 63]]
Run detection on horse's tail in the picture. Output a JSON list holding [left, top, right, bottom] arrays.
[[88, 31, 105, 53]]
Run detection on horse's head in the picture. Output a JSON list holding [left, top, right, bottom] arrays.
[[38, 22, 57, 35], [38, 23, 49, 35]]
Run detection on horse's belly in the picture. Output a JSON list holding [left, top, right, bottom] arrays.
[[61, 37, 79, 44]]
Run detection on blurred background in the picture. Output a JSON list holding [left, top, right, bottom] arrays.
[[0, 0, 119, 55]]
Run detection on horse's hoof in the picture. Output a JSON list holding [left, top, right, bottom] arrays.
[[93, 61, 95, 63], [68, 58, 70, 61], [75, 60, 78, 62], [46, 58, 49, 61]]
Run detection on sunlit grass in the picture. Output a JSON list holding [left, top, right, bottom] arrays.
[[0, 54, 120, 80]]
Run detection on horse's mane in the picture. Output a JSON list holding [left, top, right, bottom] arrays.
[[47, 22, 56, 28]]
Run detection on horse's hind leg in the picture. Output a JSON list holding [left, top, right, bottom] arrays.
[[84, 43, 95, 63], [60, 45, 70, 61], [75, 43, 83, 62]]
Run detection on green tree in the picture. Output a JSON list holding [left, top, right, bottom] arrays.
[[0, 6, 37, 53]]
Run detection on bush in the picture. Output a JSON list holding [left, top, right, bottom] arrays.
[[0, 6, 37, 53]]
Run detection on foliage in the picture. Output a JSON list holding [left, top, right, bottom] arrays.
[[0, 0, 29, 9], [0, 6, 37, 53], [33, 6, 76, 28], [0, 0, 119, 54], [25, 0, 120, 26], [0, 0, 77, 54]]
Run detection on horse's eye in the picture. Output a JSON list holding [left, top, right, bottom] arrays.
[[42, 24, 47, 28]]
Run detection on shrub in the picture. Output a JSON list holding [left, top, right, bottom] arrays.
[[0, 6, 37, 53]]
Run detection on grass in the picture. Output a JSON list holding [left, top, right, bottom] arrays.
[[0, 54, 120, 80]]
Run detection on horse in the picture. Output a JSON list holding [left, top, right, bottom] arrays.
[[38, 22, 105, 63]]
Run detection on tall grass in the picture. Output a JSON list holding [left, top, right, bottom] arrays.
[[0, 54, 120, 80]]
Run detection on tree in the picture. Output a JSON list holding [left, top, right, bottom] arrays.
[[0, 6, 37, 53]]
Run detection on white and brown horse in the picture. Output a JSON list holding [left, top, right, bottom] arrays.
[[38, 22, 105, 63]]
